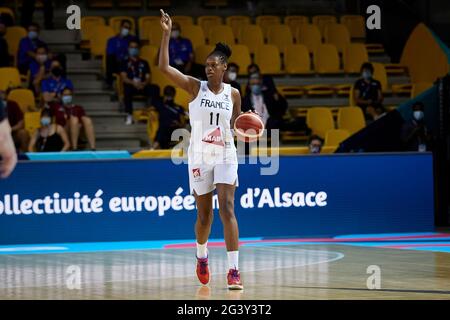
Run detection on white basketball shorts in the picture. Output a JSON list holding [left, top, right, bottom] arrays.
[[188, 162, 239, 195]]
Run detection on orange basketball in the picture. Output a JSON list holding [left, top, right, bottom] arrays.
[[234, 112, 265, 142]]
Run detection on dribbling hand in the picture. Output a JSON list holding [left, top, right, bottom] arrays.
[[160, 9, 172, 32]]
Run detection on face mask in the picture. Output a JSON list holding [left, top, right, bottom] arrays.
[[36, 54, 47, 63], [41, 117, 51, 126], [413, 110, 424, 121], [228, 71, 237, 81], [362, 71, 372, 80], [28, 31, 38, 39], [62, 95, 73, 105], [251, 84, 262, 95], [310, 145, 321, 154], [51, 67, 63, 77], [171, 30, 180, 39], [121, 28, 130, 37], [128, 48, 139, 57]]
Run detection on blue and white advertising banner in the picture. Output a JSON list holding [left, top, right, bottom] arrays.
[[0, 153, 434, 245]]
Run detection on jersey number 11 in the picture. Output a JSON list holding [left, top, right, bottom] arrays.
[[209, 112, 219, 126]]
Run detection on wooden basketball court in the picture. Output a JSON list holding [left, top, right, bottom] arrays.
[[1, 240, 450, 300]]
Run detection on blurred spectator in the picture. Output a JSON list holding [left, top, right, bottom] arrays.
[[169, 23, 193, 72], [246, 63, 276, 95], [152, 85, 186, 149], [30, 45, 52, 93], [308, 135, 323, 154], [0, 19, 10, 67], [17, 23, 48, 75], [0, 91, 29, 152], [28, 108, 70, 152], [120, 40, 160, 125], [353, 62, 383, 120], [60, 88, 96, 151], [401, 102, 431, 152], [224, 62, 241, 94], [242, 73, 287, 130], [106, 19, 139, 88], [21, 0, 54, 30], [41, 60, 74, 104]]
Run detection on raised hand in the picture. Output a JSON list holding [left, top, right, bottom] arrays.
[[160, 9, 172, 32]]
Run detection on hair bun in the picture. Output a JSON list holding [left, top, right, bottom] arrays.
[[214, 42, 232, 59]]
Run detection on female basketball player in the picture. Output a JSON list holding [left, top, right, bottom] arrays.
[[159, 9, 243, 290]]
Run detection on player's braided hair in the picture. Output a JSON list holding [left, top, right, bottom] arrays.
[[208, 42, 232, 64]]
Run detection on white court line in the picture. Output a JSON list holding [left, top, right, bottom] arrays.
[[0, 247, 345, 290]]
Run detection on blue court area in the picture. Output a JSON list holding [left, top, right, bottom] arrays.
[[1, 233, 449, 255]]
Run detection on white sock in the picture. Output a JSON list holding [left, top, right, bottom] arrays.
[[196, 241, 208, 259], [227, 251, 239, 270]]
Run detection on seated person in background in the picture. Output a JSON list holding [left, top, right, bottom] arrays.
[[308, 135, 323, 154], [17, 22, 49, 75], [401, 101, 431, 152], [224, 62, 241, 94], [2, 92, 29, 152], [242, 73, 288, 131], [60, 88, 96, 151], [152, 85, 186, 149], [30, 45, 52, 93], [120, 40, 160, 125], [41, 60, 74, 104], [246, 63, 276, 95], [0, 19, 10, 67], [169, 23, 193, 73], [106, 19, 138, 88], [28, 108, 70, 152], [353, 62, 383, 120]]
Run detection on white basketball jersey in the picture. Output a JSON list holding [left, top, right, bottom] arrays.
[[188, 81, 237, 165]]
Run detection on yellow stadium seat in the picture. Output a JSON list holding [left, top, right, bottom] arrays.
[[194, 44, 214, 64], [133, 149, 183, 159], [80, 17, 105, 49], [24, 111, 41, 136], [250, 146, 310, 156], [238, 24, 264, 54], [254, 45, 282, 75], [141, 45, 159, 66], [411, 82, 433, 98], [372, 62, 388, 92], [90, 25, 115, 57], [228, 44, 251, 75], [312, 15, 337, 35], [108, 16, 136, 34], [306, 107, 335, 138], [138, 16, 160, 41], [337, 107, 365, 134], [197, 16, 222, 35], [0, 7, 15, 21], [174, 87, 192, 110], [181, 25, 205, 49], [324, 129, 350, 147], [209, 25, 236, 45], [225, 15, 251, 38], [172, 16, 194, 30], [296, 24, 322, 54], [0, 67, 21, 91], [4, 26, 27, 58], [343, 43, 369, 74], [7, 88, 35, 112], [267, 25, 293, 54], [148, 27, 163, 46], [284, 15, 309, 40], [340, 15, 366, 38], [314, 44, 342, 74], [284, 44, 312, 75], [324, 23, 350, 53], [255, 15, 281, 39], [151, 67, 176, 91]]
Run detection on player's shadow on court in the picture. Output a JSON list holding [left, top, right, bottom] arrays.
[[195, 286, 244, 300], [285, 286, 450, 296]]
